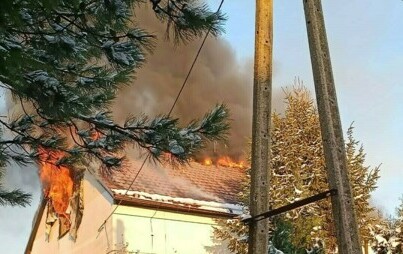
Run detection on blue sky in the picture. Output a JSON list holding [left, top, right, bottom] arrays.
[[2, 1, 403, 252], [211, 0, 403, 214]]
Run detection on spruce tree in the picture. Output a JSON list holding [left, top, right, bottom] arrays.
[[342, 125, 380, 250], [214, 86, 380, 253], [372, 198, 403, 253], [370, 213, 400, 254], [0, 0, 229, 206], [396, 197, 403, 252]]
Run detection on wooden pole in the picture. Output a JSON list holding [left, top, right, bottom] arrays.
[[249, 0, 273, 253], [302, 0, 363, 253]]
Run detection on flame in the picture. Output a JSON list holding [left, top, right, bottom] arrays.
[[204, 158, 213, 166], [202, 156, 247, 169], [217, 156, 246, 169], [90, 129, 101, 140], [38, 147, 73, 217]]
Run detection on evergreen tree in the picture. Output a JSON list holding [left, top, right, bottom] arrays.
[[371, 198, 403, 253], [214, 86, 380, 253], [370, 215, 399, 254], [269, 87, 327, 249], [0, 0, 229, 205], [0, 127, 32, 206], [0, 168, 31, 207], [395, 197, 403, 252], [342, 125, 380, 250]]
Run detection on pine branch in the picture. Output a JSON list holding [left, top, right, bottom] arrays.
[[0, 187, 32, 207], [0, 0, 228, 206], [150, 0, 226, 42]]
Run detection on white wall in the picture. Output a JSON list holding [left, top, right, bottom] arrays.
[[30, 173, 115, 254], [29, 172, 232, 253], [112, 206, 231, 254]]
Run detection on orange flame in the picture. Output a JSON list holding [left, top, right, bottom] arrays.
[[202, 156, 247, 169], [38, 148, 73, 216], [90, 129, 101, 140], [204, 158, 213, 166], [217, 156, 246, 169]]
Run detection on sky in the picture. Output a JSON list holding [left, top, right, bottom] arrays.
[[2, 1, 403, 253], [210, 0, 403, 214]]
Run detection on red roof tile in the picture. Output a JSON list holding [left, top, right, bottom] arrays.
[[101, 160, 246, 205]]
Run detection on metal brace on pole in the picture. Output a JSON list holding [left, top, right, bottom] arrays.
[[243, 189, 337, 224]]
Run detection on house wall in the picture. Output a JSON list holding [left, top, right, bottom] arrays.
[[112, 205, 231, 254], [30, 173, 115, 254], [28, 171, 232, 253]]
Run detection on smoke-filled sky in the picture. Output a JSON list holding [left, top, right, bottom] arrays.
[[111, 7, 254, 160], [111, 4, 287, 160], [2, 1, 403, 253]]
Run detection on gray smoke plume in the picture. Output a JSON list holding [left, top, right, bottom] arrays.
[[113, 6, 254, 161]]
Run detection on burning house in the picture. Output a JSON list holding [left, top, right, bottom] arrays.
[[24, 6, 253, 253], [25, 157, 246, 254]]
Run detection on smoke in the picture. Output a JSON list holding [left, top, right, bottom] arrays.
[[4, 4, 285, 162], [112, 5, 263, 161]]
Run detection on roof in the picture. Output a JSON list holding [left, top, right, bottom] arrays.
[[101, 160, 246, 215]]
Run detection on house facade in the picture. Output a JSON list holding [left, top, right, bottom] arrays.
[[25, 160, 245, 254]]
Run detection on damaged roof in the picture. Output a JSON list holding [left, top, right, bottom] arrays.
[[101, 160, 246, 216]]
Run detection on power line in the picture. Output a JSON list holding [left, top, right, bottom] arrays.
[[97, 0, 225, 232], [168, 0, 225, 116], [97, 155, 148, 232]]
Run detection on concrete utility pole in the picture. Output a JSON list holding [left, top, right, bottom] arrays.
[[249, 0, 273, 253], [303, 0, 363, 253]]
